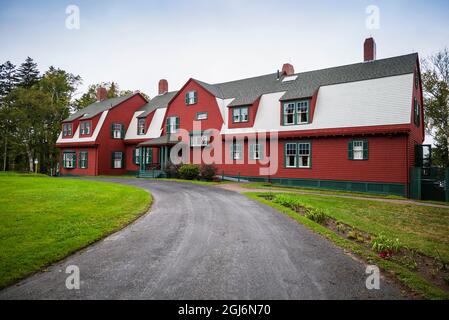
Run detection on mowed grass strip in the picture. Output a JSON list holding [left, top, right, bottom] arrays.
[[260, 193, 449, 263], [0, 174, 152, 288]]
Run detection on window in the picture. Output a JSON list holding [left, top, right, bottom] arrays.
[[79, 151, 88, 168], [166, 116, 179, 134], [282, 100, 310, 125], [185, 90, 197, 105], [144, 148, 152, 164], [196, 112, 208, 120], [232, 107, 249, 123], [80, 121, 91, 135], [414, 98, 420, 126], [285, 143, 297, 168], [190, 133, 209, 147], [296, 101, 309, 124], [137, 118, 146, 135], [112, 152, 124, 169], [298, 143, 311, 167], [249, 143, 263, 160], [231, 143, 243, 160], [284, 142, 311, 168], [63, 151, 76, 169], [111, 123, 124, 139], [62, 123, 73, 137], [133, 148, 140, 165], [348, 140, 368, 160]]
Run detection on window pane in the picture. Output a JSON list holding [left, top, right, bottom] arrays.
[[241, 108, 248, 121]]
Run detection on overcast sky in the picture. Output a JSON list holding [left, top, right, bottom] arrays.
[[1, 0, 448, 143]]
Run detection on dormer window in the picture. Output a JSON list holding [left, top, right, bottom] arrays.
[[185, 90, 197, 105], [137, 118, 146, 135], [282, 100, 310, 125], [62, 123, 73, 137], [80, 121, 91, 135], [232, 107, 249, 123]]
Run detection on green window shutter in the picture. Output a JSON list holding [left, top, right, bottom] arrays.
[[281, 104, 284, 126], [308, 142, 312, 168], [85, 152, 88, 168], [185, 93, 189, 104], [166, 118, 171, 134], [73, 153, 77, 169], [121, 124, 125, 139], [121, 152, 124, 168], [249, 144, 254, 160], [175, 117, 180, 131], [193, 91, 198, 104], [307, 102, 311, 124], [284, 143, 287, 168], [348, 141, 353, 160], [111, 152, 115, 168], [111, 124, 114, 138], [363, 140, 369, 160]]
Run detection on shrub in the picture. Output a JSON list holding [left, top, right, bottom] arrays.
[[371, 233, 402, 258], [200, 164, 217, 181], [304, 208, 327, 224], [166, 163, 182, 178], [178, 164, 200, 180]]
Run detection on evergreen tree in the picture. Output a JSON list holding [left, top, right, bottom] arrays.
[[16, 57, 40, 88], [0, 61, 19, 98]]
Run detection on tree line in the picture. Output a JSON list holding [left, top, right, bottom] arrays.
[[0, 57, 145, 174]]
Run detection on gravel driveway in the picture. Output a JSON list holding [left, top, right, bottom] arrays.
[[0, 179, 404, 299]]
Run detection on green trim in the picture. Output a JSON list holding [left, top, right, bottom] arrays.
[[281, 99, 310, 126], [228, 175, 407, 196], [283, 141, 311, 169], [231, 106, 249, 123], [196, 112, 208, 120], [78, 151, 88, 169], [185, 90, 198, 105]]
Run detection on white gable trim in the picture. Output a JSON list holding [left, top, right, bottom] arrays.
[[56, 110, 108, 144], [125, 108, 167, 140]]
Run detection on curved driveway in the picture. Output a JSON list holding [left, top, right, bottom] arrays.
[[0, 179, 403, 299]]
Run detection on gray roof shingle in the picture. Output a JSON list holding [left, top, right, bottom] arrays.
[[64, 93, 140, 122], [137, 91, 178, 118], [194, 53, 418, 106]]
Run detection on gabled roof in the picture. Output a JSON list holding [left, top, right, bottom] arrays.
[[137, 91, 178, 118], [188, 53, 418, 107], [64, 93, 145, 122]]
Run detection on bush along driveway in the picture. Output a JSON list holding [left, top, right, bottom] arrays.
[[245, 192, 449, 299], [1, 178, 404, 299]]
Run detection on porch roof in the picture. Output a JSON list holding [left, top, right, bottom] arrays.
[[137, 134, 180, 147]]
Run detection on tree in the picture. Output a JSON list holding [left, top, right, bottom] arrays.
[[16, 57, 40, 89], [0, 61, 19, 98], [0, 61, 19, 171], [422, 48, 449, 167], [107, 82, 119, 98]]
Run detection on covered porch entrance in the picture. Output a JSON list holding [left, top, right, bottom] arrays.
[[137, 134, 179, 178]]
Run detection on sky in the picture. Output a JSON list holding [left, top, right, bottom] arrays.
[[1, 0, 448, 143]]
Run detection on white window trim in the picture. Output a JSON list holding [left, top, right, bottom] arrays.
[[137, 119, 146, 135], [352, 140, 364, 160]]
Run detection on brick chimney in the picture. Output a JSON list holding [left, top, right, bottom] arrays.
[[364, 37, 376, 62], [158, 79, 168, 95], [96, 87, 107, 102], [281, 63, 295, 76]]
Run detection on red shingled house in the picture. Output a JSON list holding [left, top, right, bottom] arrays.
[[57, 38, 425, 197]]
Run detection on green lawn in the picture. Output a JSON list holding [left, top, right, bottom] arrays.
[[259, 192, 449, 263], [243, 182, 408, 200], [0, 173, 152, 288], [246, 192, 449, 299]]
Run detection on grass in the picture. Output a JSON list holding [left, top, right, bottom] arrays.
[[245, 192, 449, 299], [243, 182, 408, 200], [0, 173, 152, 288]]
